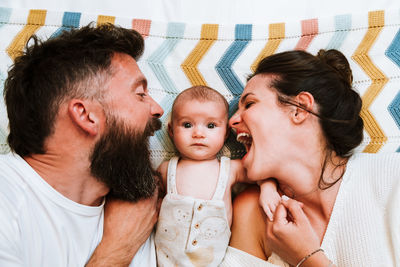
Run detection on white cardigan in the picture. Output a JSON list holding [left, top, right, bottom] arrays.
[[221, 152, 400, 267]]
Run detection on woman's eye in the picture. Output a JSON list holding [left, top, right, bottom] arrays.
[[207, 123, 216, 129], [244, 101, 254, 109], [183, 122, 192, 128]]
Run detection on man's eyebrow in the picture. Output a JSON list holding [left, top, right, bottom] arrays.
[[240, 93, 254, 104], [133, 77, 148, 91]]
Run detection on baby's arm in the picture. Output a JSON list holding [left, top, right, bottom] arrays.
[[258, 179, 280, 221], [156, 161, 169, 198]]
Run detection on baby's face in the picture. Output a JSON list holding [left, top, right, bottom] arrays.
[[170, 99, 228, 160]]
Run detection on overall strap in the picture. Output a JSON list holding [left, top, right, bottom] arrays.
[[166, 157, 179, 195], [212, 156, 231, 200]]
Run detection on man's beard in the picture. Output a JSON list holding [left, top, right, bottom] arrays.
[[90, 116, 162, 202]]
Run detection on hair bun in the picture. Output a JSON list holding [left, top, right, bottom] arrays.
[[317, 49, 353, 85]]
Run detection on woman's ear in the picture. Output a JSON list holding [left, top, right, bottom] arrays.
[[68, 99, 100, 136], [291, 91, 315, 124]]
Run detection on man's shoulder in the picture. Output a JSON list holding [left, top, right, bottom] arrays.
[[0, 153, 30, 211]]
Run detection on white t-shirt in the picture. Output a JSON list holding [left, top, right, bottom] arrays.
[[0, 152, 156, 267]]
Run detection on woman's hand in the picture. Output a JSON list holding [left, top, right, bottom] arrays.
[[266, 196, 331, 267]]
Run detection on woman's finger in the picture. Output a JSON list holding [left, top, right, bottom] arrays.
[[273, 202, 289, 225], [280, 196, 307, 225]]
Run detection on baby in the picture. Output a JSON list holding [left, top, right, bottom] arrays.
[[154, 86, 279, 267]]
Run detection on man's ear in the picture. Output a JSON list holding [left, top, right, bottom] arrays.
[[291, 91, 315, 124], [68, 99, 100, 136]]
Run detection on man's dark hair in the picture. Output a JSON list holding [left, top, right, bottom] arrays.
[[4, 23, 144, 157]]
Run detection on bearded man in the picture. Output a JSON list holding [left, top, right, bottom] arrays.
[[0, 23, 163, 266]]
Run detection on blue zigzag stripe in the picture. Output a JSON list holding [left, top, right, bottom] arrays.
[[148, 22, 185, 153], [215, 24, 252, 158], [388, 91, 400, 128], [385, 28, 400, 67], [0, 8, 11, 151], [385, 28, 400, 151], [216, 24, 252, 116], [326, 14, 351, 50], [0, 7, 12, 24], [51, 12, 81, 38], [216, 24, 252, 96], [388, 91, 400, 151], [0, 7, 12, 101]]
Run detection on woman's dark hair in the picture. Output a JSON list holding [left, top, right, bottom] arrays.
[[4, 23, 144, 157], [251, 49, 363, 188]]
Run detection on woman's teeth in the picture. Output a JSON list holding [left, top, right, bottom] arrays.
[[236, 132, 252, 151]]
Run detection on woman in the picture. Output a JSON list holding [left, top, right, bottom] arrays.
[[221, 49, 400, 266]]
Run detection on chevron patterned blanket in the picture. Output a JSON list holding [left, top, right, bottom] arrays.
[[0, 7, 399, 167]]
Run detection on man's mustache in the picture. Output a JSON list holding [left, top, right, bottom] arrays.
[[147, 118, 162, 136]]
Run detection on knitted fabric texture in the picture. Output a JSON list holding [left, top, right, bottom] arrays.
[[0, 8, 400, 166]]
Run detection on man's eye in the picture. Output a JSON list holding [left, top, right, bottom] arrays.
[[207, 123, 216, 129], [137, 93, 146, 99], [183, 122, 192, 128]]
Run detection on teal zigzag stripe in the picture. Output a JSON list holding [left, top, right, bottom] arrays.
[[148, 22, 185, 153], [326, 14, 351, 50], [385, 28, 400, 151], [215, 24, 252, 158], [51, 12, 81, 38]]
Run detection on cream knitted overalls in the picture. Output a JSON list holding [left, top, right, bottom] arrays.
[[155, 156, 231, 267]]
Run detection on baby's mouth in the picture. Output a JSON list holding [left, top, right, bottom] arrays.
[[236, 132, 252, 152]]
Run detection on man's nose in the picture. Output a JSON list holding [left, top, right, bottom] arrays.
[[150, 97, 164, 118]]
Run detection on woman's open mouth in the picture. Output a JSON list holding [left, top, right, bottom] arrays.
[[236, 132, 252, 152]]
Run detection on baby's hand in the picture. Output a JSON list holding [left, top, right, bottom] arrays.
[[258, 179, 280, 221]]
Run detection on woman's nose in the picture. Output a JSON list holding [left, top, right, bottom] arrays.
[[229, 111, 241, 128]]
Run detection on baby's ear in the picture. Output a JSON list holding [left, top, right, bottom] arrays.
[[168, 123, 173, 139]]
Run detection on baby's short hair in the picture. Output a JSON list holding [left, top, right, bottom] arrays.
[[171, 86, 229, 118]]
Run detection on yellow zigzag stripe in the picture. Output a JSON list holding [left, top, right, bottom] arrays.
[[181, 24, 218, 86], [352, 10, 388, 153], [251, 23, 285, 72], [6, 10, 47, 61], [97, 15, 116, 25]]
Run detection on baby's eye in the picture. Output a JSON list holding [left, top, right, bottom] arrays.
[[183, 122, 192, 128], [207, 123, 216, 129]]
